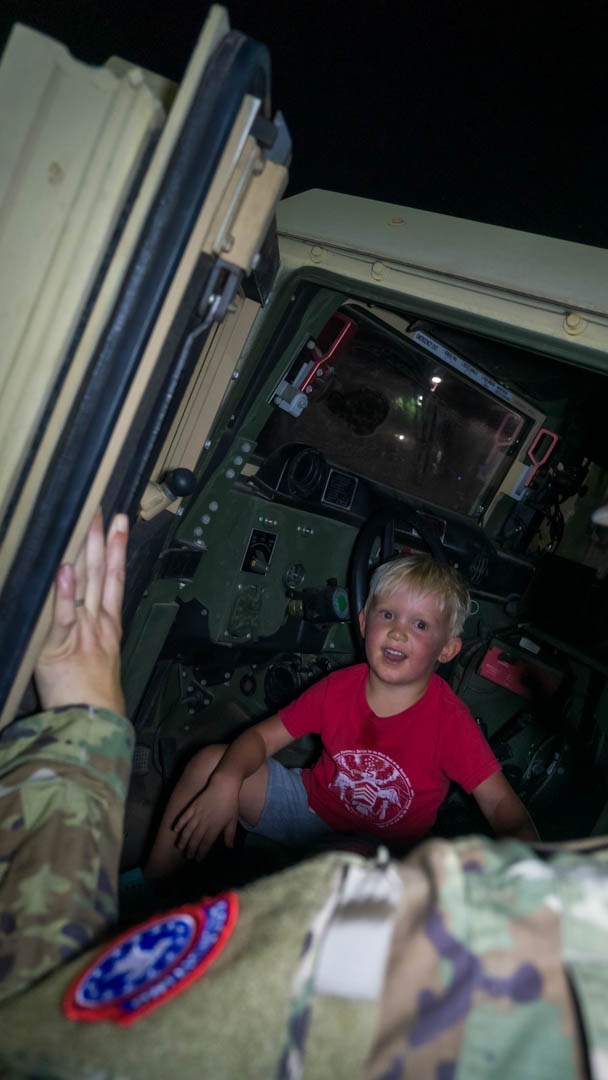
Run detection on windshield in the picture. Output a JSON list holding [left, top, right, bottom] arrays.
[[257, 306, 532, 518]]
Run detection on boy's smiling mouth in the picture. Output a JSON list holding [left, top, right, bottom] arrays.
[[383, 647, 407, 661]]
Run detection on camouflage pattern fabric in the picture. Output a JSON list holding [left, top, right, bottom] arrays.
[[277, 862, 347, 1079], [0, 705, 133, 1002], [0, 851, 357, 1080], [5, 833, 607, 1079], [2, 707, 608, 1077], [365, 834, 608, 1079]]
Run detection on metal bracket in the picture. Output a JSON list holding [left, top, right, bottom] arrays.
[[201, 96, 290, 284]]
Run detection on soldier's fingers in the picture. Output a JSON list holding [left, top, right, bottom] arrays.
[[44, 563, 78, 650], [72, 533, 87, 609], [84, 510, 105, 614], [102, 514, 129, 624]]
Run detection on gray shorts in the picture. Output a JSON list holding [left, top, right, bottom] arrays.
[[241, 757, 334, 848]]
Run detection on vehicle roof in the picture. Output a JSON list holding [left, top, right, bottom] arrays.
[[278, 189, 608, 318]]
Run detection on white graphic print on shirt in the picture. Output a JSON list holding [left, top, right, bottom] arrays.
[[329, 750, 414, 827]]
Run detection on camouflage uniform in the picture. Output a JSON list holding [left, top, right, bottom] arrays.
[[365, 835, 608, 1079], [0, 705, 133, 1001], [2, 707, 608, 1078]]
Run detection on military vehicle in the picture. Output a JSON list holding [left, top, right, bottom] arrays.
[[1, 4, 608, 875]]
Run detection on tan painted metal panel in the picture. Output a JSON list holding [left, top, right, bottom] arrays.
[[277, 191, 608, 371], [278, 190, 608, 316], [153, 292, 259, 481], [0, 7, 290, 727], [0, 7, 230, 561], [0, 10, 233, 726], [0, 25, 164, 526]]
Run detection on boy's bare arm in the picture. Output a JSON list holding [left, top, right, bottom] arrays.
[[471, 772, 540, 842], [212, 713, 295, 784], [173, 714, 293, 860]]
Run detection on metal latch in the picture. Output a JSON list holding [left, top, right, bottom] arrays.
[[274, 313, 357, 417], [197, 96, 291, 330]]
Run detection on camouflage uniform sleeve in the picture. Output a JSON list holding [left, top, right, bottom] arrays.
[[365, 835, 601, 1080], [0, 705, 133, 1002]]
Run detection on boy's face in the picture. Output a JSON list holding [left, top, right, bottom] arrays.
[[358, 583, 462, 691]]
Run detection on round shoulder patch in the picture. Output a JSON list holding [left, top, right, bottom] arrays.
[[64, 893, 238, 1025]]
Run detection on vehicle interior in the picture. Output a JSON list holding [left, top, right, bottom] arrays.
[[2, 12, 606, 903], [119, 280, 608, 890]]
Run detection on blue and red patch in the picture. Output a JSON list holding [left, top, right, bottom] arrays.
[[64, 893, 238, 1025]]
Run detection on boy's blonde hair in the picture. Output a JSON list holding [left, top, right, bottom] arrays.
[[364, 553, 470, 638]]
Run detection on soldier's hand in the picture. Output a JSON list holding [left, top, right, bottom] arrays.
[[34, 511, 128, 715]]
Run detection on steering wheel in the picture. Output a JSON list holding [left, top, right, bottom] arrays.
[[349, 505, 450, 651]]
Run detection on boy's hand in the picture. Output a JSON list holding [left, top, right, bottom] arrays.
[[173, 776, 241, 860], [472, 772, 540, 842], [34, 511, 128, 715]]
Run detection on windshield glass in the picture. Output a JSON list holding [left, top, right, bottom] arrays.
[[257, 306, 532, 518]]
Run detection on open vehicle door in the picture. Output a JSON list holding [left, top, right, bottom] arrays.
[[0, 5, 290, 725]]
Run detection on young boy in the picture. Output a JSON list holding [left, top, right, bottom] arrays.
[[144, 554, 538, 880]]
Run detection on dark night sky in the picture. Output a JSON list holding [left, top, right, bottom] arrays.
[[1, 0, 607, 248]]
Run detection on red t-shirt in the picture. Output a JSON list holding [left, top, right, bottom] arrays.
[[280, 664, 500, 844]]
